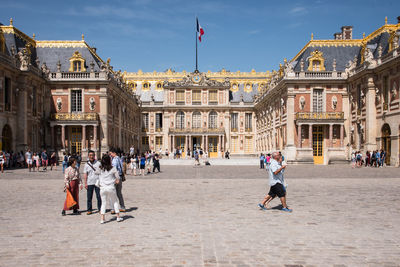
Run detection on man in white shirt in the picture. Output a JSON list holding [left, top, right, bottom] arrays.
[[84, 150, 102, 215], [25, 149, 33, 172], [258, 151, 292, 212], [130, 146, 135, 156]]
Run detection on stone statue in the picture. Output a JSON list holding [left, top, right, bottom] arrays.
[[364, 48, 376, 68], [332, 59, 336, 72], [300, 59, 304, 72], [299, 96, 306, 110], [284, 61, 294, 76], [41, 62, 50, 78], [56, 98, 62, 111], [17, 48, 30, 71], [89, 97, 95, 111]]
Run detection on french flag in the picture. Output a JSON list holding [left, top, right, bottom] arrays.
[[196, 17, 204, 42]]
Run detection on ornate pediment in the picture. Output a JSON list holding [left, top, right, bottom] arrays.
[[163, 70, 230, 88]]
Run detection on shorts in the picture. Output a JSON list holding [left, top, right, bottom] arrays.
[[42, 159, 48, 165], [27, 159, 32, 165], [268, 183, 286, 198], [140, 164, 145, 170]]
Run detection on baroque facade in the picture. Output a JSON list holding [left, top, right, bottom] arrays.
[[1, 17, 399, 165], [124, 69, 270, 157], [0, 19, 140, 159], [254, 18, 400, 165]]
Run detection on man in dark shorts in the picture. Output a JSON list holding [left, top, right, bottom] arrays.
[[258, 151, 292, 212]]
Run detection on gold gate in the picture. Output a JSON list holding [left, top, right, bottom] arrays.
[[175, 136, 186, 157], [312, 125, 323, 164], [208, 136, 218, 158], [70, 127, 82, 154]]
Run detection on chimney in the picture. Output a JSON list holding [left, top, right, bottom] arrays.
[[334, 32, 342, 40], [341, 26, 353, 40], [92, 47, 97, 53]]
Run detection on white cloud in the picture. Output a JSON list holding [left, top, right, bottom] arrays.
[[289, 6, 308, 15]]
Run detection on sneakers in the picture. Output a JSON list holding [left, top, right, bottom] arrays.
[[258, 204, 267, 210], [61, 210, 66, 216], [111, 210, 116, 214], [100, 220, 105, 224], [87, 211, 92, 215], [119, 209, 126, 212], [282, 207, 293, 212], [117, 217, 124, 222]]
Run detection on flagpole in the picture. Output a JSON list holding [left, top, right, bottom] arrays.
[[195, 18, 198, 71]]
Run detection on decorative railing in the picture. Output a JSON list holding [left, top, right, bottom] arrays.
[[169, 127, 225, 134], [305, 72, 332, 78], [61, 72, 90, 79], [295, 112, 344, 120], [51, 112, 99, 121]]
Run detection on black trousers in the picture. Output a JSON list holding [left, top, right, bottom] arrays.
[[153, 161, 160, 172], [87, 185, 101, 211], [260, 160, 265, 169]]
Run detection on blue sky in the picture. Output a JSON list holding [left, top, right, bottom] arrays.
[[1, 0, 399, 73]]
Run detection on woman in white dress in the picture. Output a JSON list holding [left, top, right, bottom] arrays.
[[99, 154, 123, 224]]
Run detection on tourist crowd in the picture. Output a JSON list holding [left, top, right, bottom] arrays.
[[351, 150, 387, 168]]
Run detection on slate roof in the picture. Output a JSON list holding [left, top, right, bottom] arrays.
[[230, 83, 258, 103], [135, 82, 164, 102], [292, 45, 362, 72], [35, 45, 102, 72]]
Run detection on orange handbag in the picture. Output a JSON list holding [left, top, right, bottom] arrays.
[[65, 188, 77, 209]]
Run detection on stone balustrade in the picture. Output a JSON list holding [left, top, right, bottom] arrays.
[[51, 112, 99, 121]]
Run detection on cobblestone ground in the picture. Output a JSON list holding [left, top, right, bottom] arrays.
[[0, 165, 399, 267]]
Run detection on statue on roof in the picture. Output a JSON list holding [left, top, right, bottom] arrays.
[[364, 48, 376, 68], [17, 47, 30, 71]]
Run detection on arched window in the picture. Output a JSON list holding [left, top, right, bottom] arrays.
[[192, 112, 201, 128], [156, 82, 163, 90], [68, 51, 86, 72], [142, 82, 150, 90], [209, 111, 217, 129], [176, 111, 185, 129]]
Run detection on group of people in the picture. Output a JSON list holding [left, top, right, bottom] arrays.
[[0, 149, 58, 173], [62, 148, 126, 224], [127, 151, 161, 176], [352, 150, 387, 168], [259, 151, 284, 169]]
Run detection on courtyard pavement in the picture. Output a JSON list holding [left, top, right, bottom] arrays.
[[0, 165, 399, 266]]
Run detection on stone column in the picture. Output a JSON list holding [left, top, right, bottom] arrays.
[[285, 94, 296, 160], [309, 124, 313, 149], [340, 124, 344, 147], [93, 125, 98, 152], [61, 125, 66, 150], [329, 124, 333, 148], [218, 135, 221, 156], [172, 135, 175, 151], [298, 124, 302, 148], [82, 125, 86, 150], [50, 126, 55, 149], [202, 135, 205, 149], [365, 76, 377, 151]]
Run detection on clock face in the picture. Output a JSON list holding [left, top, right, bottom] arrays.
[[192, 75, 201, 83]]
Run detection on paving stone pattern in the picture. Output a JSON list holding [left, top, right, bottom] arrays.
[[0, 165, 399, 266]]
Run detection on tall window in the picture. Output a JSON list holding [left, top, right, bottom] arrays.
[[176, 111, 185, 129], [209, 111, 217, 129], [313, 89, 323, 112], [192, 90, 201, 104], [4, 77, 11, 111], [156, 113, 163, 131], [245, 113, 252, 131], [231, 113, 238, 131], [71, 90, 82, 112], [176, 90, 185, 104], [209, 90, 218, 104], [383, 76, 389, 106], [142, 113, 149, 131], [192, 112, 201, 128]]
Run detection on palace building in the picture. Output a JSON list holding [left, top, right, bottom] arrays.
[[0, 19, 140, 159], [254, 17, 400, 166], [1, 17, 399, 165], [124, 69, 270, 157]]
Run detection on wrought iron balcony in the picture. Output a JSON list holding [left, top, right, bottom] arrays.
[[295, 112, 344, 121], [51, 112, 99, 121]]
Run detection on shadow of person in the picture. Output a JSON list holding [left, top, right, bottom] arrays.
[[124, 207, 138, 212], [270, 204, 283, 210]]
